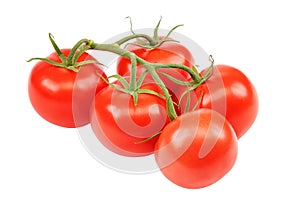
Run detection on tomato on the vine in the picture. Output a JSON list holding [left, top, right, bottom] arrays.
[[28, 19, 258, 189], [117, 40, 194, 79], [179, 64, 258, 138], [155, 108, 238, 189], [90, 82, 170, 157], [117, 40, 195, 114], [28, 49, 108, 128]]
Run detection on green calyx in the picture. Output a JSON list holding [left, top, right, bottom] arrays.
[[177, 55, 215, 113], [91, 44, 214, 121], [29, 18, 215, 122], [114, 16, 184, 49], [103, 73, 166, 107], [27, 33, 99, 72]]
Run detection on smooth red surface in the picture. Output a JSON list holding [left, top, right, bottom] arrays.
[[28, 49, 107, 128], [90, 83, 169, 157], [155, 109, 238, 189]]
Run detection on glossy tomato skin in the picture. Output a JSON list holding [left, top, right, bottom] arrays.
[[178, 65, 258, 138], [117, 41, 194, 79], [117, 41, 195, 115], [28, 49, 108, 128], [120, 67, 189, 116], [90, 83, 170, 157], [198, 65, 258, 138], [155, 109, 238, 189]]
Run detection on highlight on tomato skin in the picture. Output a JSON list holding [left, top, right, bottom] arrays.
[[116, 40, 196, 115], [178, 64, 259, 139], [154, 108, 238, 189], [117, 39, 195, 79], [89, 82, 170, 157], [27, 19, 259, 188], [28, 49, 108, 128], [199, 65, 258, 139]]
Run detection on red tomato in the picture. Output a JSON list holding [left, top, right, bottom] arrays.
[[117, 40, 195, 115], [90, 83, 170, 157], [28, 49, 108, 128], [155, 109, 238, 189], [121, 67, 190, 116], [116, 40, 195, 79], [179, 64, 258, 138]]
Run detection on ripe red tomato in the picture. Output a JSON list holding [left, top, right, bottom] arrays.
[[179, 64, 258, 138], [155, 109, 238, 189], [90, 83, 170, 157], [116, 40, 195, 79], [199, 65, 258, 138], [116, 40, 195, 115], [28, 49, 108, 128]]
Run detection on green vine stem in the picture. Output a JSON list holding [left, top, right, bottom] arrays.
[[27, 34, 99, 72], [89, 41, 212, 120], [114, 16, 184, 49], [114, 34, 158, 47], [29, 18, 214, 121]]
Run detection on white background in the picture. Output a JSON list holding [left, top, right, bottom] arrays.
[[1, 0, 299, 199]]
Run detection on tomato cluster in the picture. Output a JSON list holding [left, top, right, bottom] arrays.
[[28, 24, 258, 189]]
